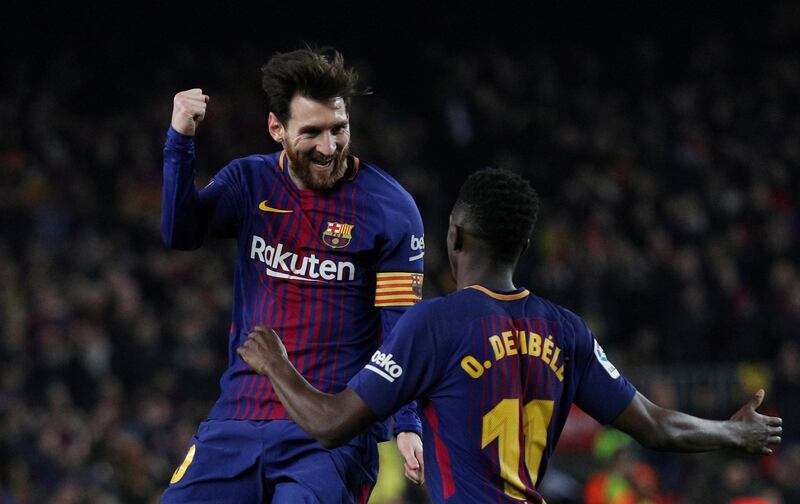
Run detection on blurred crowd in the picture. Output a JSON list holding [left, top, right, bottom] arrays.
[[1, 6, 799, 503]]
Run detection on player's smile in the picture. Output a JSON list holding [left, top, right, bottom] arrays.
[[275, 95, 351, 190], [284, 142, 349, 190], [311, 154, 334, 171]]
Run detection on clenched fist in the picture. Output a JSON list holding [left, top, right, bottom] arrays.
[[237, 326, 288, 375], [171, 88, 210, 136]]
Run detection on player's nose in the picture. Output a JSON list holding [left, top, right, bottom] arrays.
[[315, 132, 336, 156]]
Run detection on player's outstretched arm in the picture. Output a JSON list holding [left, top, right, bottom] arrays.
[[612, 390, 783, 454], [237, 326, 378, 448]]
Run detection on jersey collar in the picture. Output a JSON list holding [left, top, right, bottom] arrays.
[[466, 285, 530, 301]]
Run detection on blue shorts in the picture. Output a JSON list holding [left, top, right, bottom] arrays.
[[161, 419, 378, 503]]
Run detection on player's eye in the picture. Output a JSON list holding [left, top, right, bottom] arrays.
[[299, 128, 321, 137]]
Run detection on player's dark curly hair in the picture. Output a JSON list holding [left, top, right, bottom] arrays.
[[453, 168, 539, 263], [261, 46, 365, 124]]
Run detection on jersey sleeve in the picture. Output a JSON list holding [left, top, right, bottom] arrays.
[[373, 188, 425, 308], [348, 300, 443, 421], [161, 127, 245, 250], [371, 187, 426, 434], [568, 312, 637, 425]]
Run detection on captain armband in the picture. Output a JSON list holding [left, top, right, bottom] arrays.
[[374, 272, 423, 307]]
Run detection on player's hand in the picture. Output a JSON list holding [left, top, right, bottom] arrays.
[[171, 88, 210, 136], [236, 326, 288, 375], [729, 389, 782, 455], [396, 431, 424, 485]]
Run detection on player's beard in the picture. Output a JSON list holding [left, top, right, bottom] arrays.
[[285, 143, 350, 191]]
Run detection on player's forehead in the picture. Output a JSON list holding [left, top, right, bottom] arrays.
[[286, 95, 348, 129]]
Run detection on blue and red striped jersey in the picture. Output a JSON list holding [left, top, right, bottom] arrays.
[[348, 285, 636, 503], [162, 128, 424, 434]]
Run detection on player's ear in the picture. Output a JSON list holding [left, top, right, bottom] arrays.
[[268, 112, 285, 144], [520, 238, 530, 256], [452, 224, 464, 252]]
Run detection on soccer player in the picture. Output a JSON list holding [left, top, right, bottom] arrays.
[[238, 168, 784, 503], [161, 48, 426, 503]]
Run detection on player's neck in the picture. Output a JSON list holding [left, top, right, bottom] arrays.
[[287, 166, 309, 190], [456, 256, 516, 292]]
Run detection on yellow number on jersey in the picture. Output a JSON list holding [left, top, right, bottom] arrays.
[[481, 399, 555, 499], [522, 400, 555, 485]]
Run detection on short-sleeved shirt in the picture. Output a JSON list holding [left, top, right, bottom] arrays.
[[348, 285, 636, 503]]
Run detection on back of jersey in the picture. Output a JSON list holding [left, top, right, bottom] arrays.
[[420, 285, 635, 503]]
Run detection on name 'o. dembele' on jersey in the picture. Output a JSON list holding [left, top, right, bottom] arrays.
[[348, 285, 637, 503]]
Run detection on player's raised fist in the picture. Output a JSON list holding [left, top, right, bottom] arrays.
[[171, 88, 210, 136]]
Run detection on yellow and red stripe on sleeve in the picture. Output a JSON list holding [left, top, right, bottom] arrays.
[[375, 272, 424, 307]]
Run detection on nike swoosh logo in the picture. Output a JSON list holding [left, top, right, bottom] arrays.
[[258, 200, 293, 214]]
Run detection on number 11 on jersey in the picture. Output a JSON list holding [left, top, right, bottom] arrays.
[[481, 399, 555, 499]]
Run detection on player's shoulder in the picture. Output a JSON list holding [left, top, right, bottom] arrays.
[[393, 296, 462, 336], [226, 151, 282, 173], [353, 158, 419, 213], [391, 296, 469, 359], [399, 296, 447, 323], [531, 294, 591, 340], [213, 151, 282, 188], [419, 288, 499, 325]]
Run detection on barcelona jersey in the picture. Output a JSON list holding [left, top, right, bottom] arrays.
[[162, 128, 424, 434], [348, 285, 637, 503]]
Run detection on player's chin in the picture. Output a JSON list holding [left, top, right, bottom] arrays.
[[310, 162, 346, 189]]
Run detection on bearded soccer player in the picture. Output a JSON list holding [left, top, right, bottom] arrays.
[[160, 48, 425, 503], [238, 168, 783, 503]]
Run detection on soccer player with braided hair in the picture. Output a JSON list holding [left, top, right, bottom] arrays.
[[239, 168, 783, 503]]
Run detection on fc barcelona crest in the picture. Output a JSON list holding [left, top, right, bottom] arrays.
[[322, 221, 354, 249], [411, 273, 423, 299]]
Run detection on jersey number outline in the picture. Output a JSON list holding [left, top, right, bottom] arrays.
[[481, 399, 555, 499]]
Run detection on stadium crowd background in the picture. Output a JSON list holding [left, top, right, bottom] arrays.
[[1, 3, 798, 503]]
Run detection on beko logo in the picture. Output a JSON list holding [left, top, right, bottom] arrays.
[[409, 234, 425, 262], [365, 350, 404, 382]]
